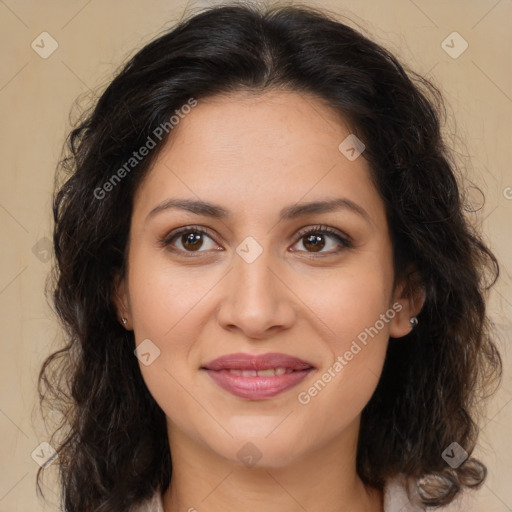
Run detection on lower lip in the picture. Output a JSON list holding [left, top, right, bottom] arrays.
[[203, 369, 313, 400]]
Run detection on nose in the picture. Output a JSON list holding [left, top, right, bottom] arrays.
[[216, 248, 296, 339]]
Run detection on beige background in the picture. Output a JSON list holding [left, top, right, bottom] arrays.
[[0, 0, 510, 510]]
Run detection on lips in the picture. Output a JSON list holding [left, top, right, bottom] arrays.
[[203, 352, 314, 371], [201, 352, 315, 400]]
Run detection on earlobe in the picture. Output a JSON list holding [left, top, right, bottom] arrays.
[[112, 272, 131, 329], [389, 275, 426, 339]]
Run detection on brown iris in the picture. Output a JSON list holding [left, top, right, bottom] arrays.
[[182, 232, 203, 251], [303, 233, 325, 252]]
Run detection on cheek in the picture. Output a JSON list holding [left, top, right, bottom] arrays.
[[125, 254, 193, 407], [295, 283, 393, 438], [127, 246, 218, 337], [293, 257, 394, 350], [292, 257, 393, 413], [126, 248, 228, 425]]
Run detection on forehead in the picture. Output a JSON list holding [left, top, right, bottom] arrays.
[[132, 89, 384, 227], [162, 89, 352, 167]]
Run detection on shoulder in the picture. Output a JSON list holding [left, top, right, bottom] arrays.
[[383, 473, 474, 512], [383, 473, 425, 511], [132, 475, 473, 512]]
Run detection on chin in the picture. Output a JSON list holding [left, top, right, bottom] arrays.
[[211, 430, 311, 469]]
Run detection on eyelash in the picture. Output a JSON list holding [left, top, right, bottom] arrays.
[[159, 224, 353, 258]]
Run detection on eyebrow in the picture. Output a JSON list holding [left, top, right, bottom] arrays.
[[145, 197, 371, 224]]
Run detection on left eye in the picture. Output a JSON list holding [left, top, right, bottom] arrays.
[[291, 227, 352, 254]]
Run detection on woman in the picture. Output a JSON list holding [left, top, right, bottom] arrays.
[[38, 3, 502, 511]]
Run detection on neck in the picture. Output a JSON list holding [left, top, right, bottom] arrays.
[[162, 419, 383, 512]]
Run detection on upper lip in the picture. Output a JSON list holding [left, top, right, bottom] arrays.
[[202, 352, 314, 371]]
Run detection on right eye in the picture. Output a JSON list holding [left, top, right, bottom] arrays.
[[159, 226, 223, 256]]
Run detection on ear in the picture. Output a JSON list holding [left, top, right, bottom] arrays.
[[112, 271, 132, 330], [388, 268, 426, 339]]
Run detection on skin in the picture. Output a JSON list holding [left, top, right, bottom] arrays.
[[114, 89, 425, 512]]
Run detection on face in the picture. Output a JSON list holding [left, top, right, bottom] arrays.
[[114, 89, 418, 468]]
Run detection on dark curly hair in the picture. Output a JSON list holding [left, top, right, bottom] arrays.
[[37, 3, 502, 511]]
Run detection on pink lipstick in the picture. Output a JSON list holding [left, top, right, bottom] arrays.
[[201, 352, 314, 400]]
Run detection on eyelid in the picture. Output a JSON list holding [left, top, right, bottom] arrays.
[[294, 224, 352, 245]]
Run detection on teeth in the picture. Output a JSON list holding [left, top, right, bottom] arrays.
[[257, 368, 276, 377], [226, 367, 290, 377]]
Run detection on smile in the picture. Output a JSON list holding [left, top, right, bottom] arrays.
[[201, 352, 315, 400]]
